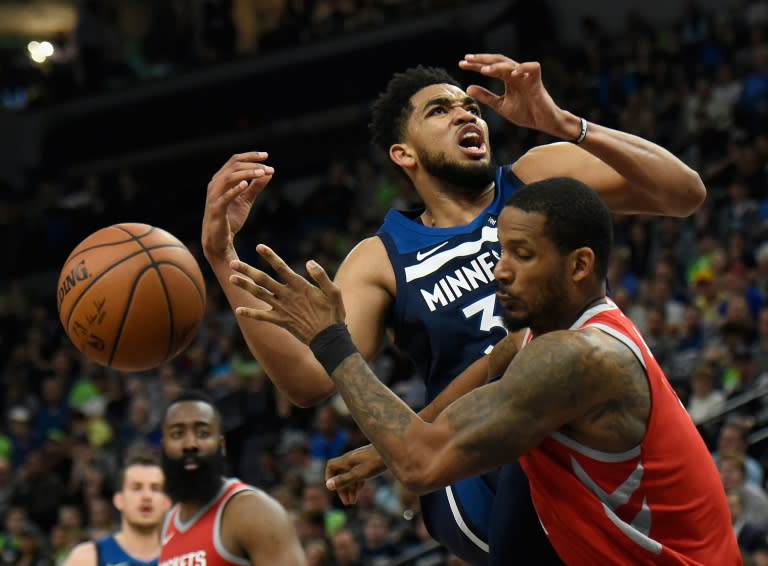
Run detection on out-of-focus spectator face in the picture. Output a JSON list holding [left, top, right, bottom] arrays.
[[304, 539, 328, 566], [23, 451, 46, 479], [314, 406, 339, 437], [57, 504, 83, 530], [723, 295, 753, 324], [331, 529, 361, 565], [41, 376, 65, 404], [718, 425, 747, 455], [363, 512, 390, 548], [302, 484, 330, 512], [128, 398, 150, 427], [4, 507, 28, 535], [718, 457, 745, 491], [690, 367, 715, 397], [87, 497, 113, 528]]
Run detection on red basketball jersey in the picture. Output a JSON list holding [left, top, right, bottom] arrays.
[[159, 479, 254, 566], [520, 301, 741, 565]]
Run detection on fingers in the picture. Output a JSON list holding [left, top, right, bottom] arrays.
[[465, 85, 498, 109], [255, 244, 306, 287], [338, 481, 363, 505], [209, 151, 274, 198], [459, 53, 517, 72], [306, 260, 340, 303], [460, 54, 540, 81], [230, 259, 283, 296]]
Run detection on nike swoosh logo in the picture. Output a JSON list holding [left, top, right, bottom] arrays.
[[162, 533, 174, 545], [416, 242, 449, 261]]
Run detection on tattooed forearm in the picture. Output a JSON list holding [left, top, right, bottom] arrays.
[[330, 353, 420, 471]]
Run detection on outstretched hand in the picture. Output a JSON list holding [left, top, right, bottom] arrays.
[[459, 54, 565, 138], [202, 152, 274, 262], [229, 244, 346, 344], [325, 444, 387, 505]]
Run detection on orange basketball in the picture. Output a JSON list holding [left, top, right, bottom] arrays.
[[56, 223, 206, 372]]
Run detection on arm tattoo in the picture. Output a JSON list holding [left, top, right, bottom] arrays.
[[330, 354, 416, 470]]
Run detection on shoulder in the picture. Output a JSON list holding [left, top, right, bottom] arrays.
[[334, 236, 393, 291], [62, 541, 98, 566], [223, 488, 294, 531], [337, 236, 387, 271], [513, 328, 641, 393]]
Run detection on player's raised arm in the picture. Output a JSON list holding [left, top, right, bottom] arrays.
[[202, 152, 391, 406], [458, 53, 706, 217]]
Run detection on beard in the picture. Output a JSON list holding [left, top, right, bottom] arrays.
[[500, 272, 569, 334], [416, 147, 496, 198], [161, 449, 227, 504]]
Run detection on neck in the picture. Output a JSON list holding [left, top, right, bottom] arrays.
[[420, 182, 495, 228]]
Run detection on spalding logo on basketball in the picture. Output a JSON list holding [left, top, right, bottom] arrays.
[[57, 223, 206, 372]]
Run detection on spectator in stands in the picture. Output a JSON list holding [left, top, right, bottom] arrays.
[[309, 404, 349, 463], [301, 482, 346, 540], [729, 489, 768, 554], [719, 451, 768, 530], [687, 364, 726, 425], [330, 528, 363, 566], [714, 419, 765, 486], [360, 511, 398, 565]]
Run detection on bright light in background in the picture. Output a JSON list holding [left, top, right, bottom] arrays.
[[27, 40, 54, 64]]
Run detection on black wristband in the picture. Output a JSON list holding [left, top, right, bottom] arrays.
[[309, 323, 359, 376]]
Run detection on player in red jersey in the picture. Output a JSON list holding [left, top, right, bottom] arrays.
[[230, 177, 740, 565], [158, 390, 306, 566]]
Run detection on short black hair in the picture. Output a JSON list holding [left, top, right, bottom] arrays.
[[504, 177, 613, 279], [369, 65, 462, 152], [163, 388, 222, 430]]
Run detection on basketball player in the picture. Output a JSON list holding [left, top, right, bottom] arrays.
[[62, 455, 170, 566], [201, 53, 706, 564], [229, 177, 741, 565], [158, 390, 306, 566]]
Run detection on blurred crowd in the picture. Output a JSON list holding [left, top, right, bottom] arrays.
[[0, 0, 472, 110], [3, 0, 768, 565]]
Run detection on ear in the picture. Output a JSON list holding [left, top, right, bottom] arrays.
[[571, 247, 596, 282], [113, 491, 124, 513], [389, 143, 416, 170], [219, 436, 227, 457]]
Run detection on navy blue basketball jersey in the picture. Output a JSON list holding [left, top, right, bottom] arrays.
[[95, 534, 158, 566], [377, 165, 524, 401]]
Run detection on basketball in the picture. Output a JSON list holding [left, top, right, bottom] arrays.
[[56, 223, 206, 372]]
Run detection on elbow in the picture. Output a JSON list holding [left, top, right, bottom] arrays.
[[672, 170, 707, 217]]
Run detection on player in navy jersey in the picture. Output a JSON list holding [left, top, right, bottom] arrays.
[[202, 53, 706, 564], [62, 455, 170, 566]]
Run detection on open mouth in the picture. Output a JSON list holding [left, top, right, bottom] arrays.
[[457, 126, 487, 158]]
